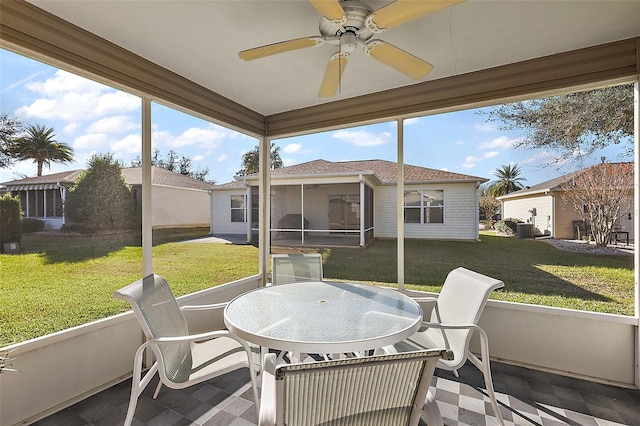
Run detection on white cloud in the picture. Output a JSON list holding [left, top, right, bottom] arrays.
[[462, 151, 500, 169], [454, 140, 464, 145], [479, 136, 520, 150], [88, 115, 138, 134], [283, 158, 298, 166], [217, 154, 229, 162], [283, 143, 302, 154], [110, 133, 142, 154], [404, 117, 421, 126], [74, 133, 110, 150], [15, 70, 139, 122], [63, 122, 80, 134], [193, 155, 205, 162], [163, 126, 228, 149], [332, 130, 392, 147], [474, 123, 497, 132]]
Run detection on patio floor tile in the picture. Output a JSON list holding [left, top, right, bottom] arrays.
[[32, 360, 640, 426]]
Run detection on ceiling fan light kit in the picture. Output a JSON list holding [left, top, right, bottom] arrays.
[[238, 0, 466, 97]]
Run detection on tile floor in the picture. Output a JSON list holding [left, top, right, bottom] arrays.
[[34, 360, 640, 426]]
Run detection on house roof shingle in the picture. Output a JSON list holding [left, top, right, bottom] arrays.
[[234, 159, 486, 186], [2, 166, 215, 191]]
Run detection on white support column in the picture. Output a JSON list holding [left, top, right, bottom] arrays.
[[633, 79, 639, 388], [301, 184, 305, 245], [142, 97, 152, 276], [246, 185, 252, 243], [359, 175, 365, 247], [258, 137, 271, 286], [397, 118, 405, 291]]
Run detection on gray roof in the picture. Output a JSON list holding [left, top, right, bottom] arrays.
[[228, 159, 486, 187], [497, 162, 634, 200], [2, 166, 214, 191]]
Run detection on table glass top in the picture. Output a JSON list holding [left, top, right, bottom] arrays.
[[224, 281, 422, 352]]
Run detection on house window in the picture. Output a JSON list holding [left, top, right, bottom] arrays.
[[404, 190, 444, 224], [231, 194, 247, 222]]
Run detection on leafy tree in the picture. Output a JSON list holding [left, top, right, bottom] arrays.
[[8, 124, 74, 176], [0, 114, 23, 169], [65, 153, 138, 233], [485, 84, 633, 164], [235, 142, 283, 178], [561, 162, 633, 247], [478, 183, 500, 221], [130, 148, 212, 182], [487, 164, 526, 197]]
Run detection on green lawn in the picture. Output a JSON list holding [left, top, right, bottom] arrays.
[[0, 229, 634, 347]]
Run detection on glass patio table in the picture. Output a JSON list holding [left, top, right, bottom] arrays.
[[223, 281, 423, 355]]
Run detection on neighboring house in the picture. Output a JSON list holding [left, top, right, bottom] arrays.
[[210, 159, 487, 247], [1, 166, 214, 230], [496, 163, 634, 240]]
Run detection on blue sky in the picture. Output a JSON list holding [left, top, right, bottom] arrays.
[[0, 48, 631, 186]]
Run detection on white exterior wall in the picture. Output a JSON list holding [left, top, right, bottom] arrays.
[[150, 185, 210, 228], [501, 194, 554, 236], [375, 182, 480, 240], [210, 189, 249, 234]]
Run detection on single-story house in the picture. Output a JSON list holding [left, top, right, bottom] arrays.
[[1, 166, 214, 230], [497, 162, 634, 241], [210, 159, 488, 247]]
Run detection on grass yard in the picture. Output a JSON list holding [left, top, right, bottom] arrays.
[[0, 229, 634, 347]]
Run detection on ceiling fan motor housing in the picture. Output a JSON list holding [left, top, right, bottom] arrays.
[[319, 0, 374, 43]]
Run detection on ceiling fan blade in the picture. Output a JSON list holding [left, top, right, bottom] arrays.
[[239, 37, 323, 61], [319, 52, 349, 97], [365, 41, 433, 80], [366, 0, 466, 31], [308, 0, 347, 24]]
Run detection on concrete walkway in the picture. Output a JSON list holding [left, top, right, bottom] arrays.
[[180, 234, 248, 244]]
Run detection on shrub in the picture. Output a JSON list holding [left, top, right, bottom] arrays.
[[65, 153, 138, 233], [22, 217, 45, 233], [0, 194, 22, 248], [495, 217, 522, 235]]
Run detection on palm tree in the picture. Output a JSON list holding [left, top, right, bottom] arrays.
[[488, 164, 526, 197], [9, 124, 74, 176]]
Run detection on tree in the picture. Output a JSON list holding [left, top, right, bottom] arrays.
[[487, 164, 526, 197], [478, 183, 500, 222], [0, 114, 22, 169], [485, 84, 634, 164], [130, 148, 212, 182], [235, 142, 283, 178], [8, 124, 74, 176], [561, 162, 633, 247], [65, 153, 138, 233]]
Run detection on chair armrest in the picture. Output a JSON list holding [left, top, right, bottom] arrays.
[[180, 302, 227, 311], [420, 321, 479, 331], [149, 329, 238, 345], [258, 353, 278, 426]]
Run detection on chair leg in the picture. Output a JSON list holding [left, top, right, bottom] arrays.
[[124, 345, 158, 426], [468, 330, 505, 426], [152, 380, 163, 399], [423, 390, 443, 426]]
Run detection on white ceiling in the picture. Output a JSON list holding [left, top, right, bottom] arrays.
[[28, 0, 640, 116]]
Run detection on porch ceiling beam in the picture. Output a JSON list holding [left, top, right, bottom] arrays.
[[266, 37, 640, 138]]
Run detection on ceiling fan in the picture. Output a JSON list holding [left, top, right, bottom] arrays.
[[239, 0, 465, 97]]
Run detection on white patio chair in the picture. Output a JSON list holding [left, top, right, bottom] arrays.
[[271, 253, 323, 285], [382, 267, 506, 425], [258, 348, 453, 426], [113, 274, 260, 426]]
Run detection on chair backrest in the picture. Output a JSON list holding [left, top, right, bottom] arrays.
[[113, 274, 192, 383], [274, 349, 450, 426], [427, 267, 504, 368], [271, 253, 323, 285]]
